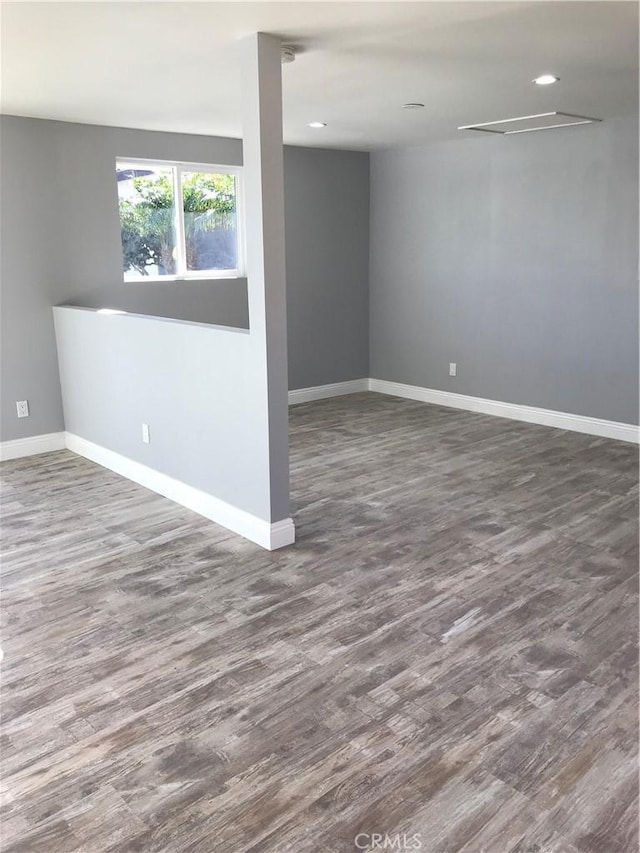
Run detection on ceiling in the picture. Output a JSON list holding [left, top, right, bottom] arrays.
[[1, 1, 637, 151]]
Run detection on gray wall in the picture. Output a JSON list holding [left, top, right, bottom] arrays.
[[0, 115, 370, 441], [370, 116, 639, 425], [285, 146, 369, 389], [51, 120, 247, 325], [0, 115, 67, 439]]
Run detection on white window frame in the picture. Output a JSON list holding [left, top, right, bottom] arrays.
[[116, 157, 245, 282]]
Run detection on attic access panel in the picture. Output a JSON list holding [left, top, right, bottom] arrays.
[[458, 112, 602, 135]]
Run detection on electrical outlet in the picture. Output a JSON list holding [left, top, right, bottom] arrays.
[[449, 363, 457, 377], [142, 423, 150, 444], [16, 400, 29, 418]]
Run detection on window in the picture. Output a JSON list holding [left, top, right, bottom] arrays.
[[116, 159, 243, 281]]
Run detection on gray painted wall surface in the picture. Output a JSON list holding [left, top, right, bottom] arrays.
[[0, 116, 66, 439], [285, 146, 369, 390], [51, 119, 248, 326], [370, 116, 639, 425], [0, 116, 370, 440]]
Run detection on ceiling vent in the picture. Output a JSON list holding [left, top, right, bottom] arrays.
[[458, 111, 601, 135]]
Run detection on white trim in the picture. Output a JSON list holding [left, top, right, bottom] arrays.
[[118, 156, 241, 176], [122, 273, 244, 283], [288, 379, 370, 406], [0, 432, 66, 461], [173, 163, 187, 275], [369, 379, 639, 444], [268, 518, 298, 550], [64, 433, 295, 551]]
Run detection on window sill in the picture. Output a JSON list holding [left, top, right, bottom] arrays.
[[124, 273, 245, 284]]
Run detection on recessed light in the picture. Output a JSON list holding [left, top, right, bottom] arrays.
[[308, 122, 327, 128], [533, 74, 559, 86], [402, 103, 425, 110]]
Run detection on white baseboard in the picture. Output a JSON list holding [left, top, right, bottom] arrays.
[[369, 379, 639, 444], [288, 378, 370, 406], [64, 433, 295, 551], [0, 432, 66, 461]]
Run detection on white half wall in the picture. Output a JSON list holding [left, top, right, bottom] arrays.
[[53, 306, 295, 549]]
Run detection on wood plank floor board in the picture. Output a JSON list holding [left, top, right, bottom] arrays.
[[1, 393, 637, 852]]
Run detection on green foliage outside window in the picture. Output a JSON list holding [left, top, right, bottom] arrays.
[[119, 172, 236, 276]]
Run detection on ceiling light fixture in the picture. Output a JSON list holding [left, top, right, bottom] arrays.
[[402, 103, 424, 110], [533, 74, 559, 85], [308, 122, 327, 128]]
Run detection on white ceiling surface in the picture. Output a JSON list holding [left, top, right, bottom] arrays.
[[1, 1, 637, 150]]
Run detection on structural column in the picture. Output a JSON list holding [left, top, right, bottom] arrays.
[[241, 32, 294, 547]]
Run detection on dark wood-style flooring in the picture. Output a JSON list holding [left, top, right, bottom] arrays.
[[1, 393, 638, 852]]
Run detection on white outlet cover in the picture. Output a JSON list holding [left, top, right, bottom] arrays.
[[16, 400, 29, 418], [449, 363, 457, 376]]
